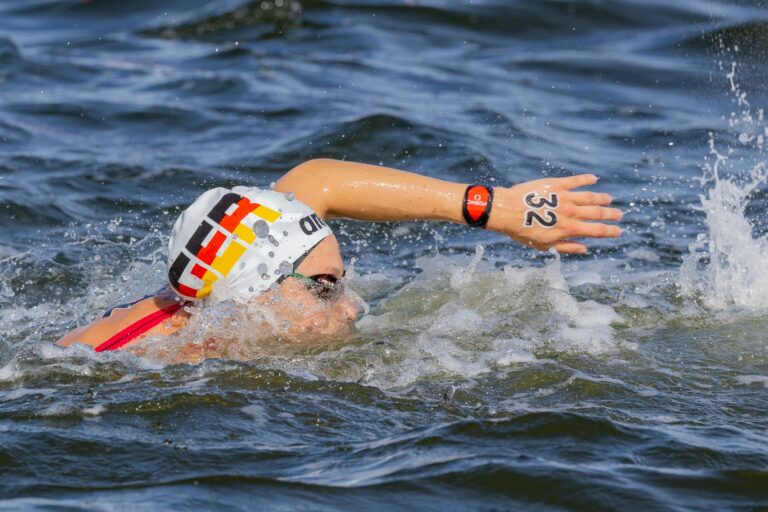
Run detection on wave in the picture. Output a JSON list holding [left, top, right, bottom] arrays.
[[0, 37, 20, 66], [0, 119, 31, 145], [302, 0, 714, 36], [141, 0, 304, 41]]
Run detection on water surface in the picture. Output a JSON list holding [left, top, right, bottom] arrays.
[[1, 0, 768, 510]]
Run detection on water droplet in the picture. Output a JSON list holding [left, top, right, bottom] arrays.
[[253, 220, 269, 238], [268, 235, 279, 247], [285, 191, 295, 201], [278, 261, 293, 276]]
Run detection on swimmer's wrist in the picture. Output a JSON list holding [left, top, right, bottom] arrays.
[[462, 184, 494, 228]]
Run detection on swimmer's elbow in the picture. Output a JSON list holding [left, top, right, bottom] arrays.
[[276, 159, 341, 217], [286, 158, 341, 179]]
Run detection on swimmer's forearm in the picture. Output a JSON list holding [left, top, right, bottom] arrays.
[[277, 158, 623, 254], [276, 159, 467, 223]]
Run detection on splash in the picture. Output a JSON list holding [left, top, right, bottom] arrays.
[[679, 59, 768, 311], [304, 247, 624, 390]]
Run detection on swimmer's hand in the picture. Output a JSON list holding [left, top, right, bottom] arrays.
[[487, 174, 622, 254]]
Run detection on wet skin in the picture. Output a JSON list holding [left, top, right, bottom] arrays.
[[56, 235, 360, 360], [254, 235, 360, 341], [163, 235, 359, 362]]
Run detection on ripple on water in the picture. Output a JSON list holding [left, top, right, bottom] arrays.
[[0, 0, 767, 509]]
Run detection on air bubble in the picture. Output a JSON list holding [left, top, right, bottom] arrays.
[[248, 286, 254, 293], [278, 261, 293, 276], [261, 273, 270, 280], [257, 263, 268, 274], [268, 251, 275, 257], [282, 231, 288, 237], [268, 235, 279, 247], [253, 220, 269, 238], [285, 191, 295, 201]]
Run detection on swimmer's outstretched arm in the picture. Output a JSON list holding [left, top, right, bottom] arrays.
[[275, 159, 622, 254]]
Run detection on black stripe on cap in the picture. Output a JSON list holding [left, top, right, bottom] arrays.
[[168, 252, 191, 289]]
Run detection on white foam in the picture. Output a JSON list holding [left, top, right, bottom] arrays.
[[39, 403, 76, 417], [0, 387, 56, 401], [241, 403, 268, 426], [345, 247, 624, 389], [735, 375, 768, 387], [82, 404, 106, 417]]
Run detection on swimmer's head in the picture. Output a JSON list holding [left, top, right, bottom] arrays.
[[167, 186, 332, 302]]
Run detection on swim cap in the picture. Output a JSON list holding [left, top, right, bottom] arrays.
[[167, 186, 332, 302]]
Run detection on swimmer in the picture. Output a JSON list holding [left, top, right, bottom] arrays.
[[56, 159, 622, 362]]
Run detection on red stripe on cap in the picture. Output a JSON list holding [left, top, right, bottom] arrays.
[[219, 198, 260, 232], [196, 230, 227, 265], [191, 263, 207, 279], [95, 303, 185, 352], [176, 283, 198, 297]]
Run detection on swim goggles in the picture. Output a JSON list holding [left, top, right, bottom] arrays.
[[289, 272, 345, 301]]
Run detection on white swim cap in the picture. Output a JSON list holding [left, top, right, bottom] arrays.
[[167, 186, 332, 302]]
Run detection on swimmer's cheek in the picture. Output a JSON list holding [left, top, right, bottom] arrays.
[[172, 338, 223, 364], [170, 314, 187, 328]]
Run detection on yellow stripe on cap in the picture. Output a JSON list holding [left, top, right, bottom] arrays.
[[254, 205, 280, 222], [233, 223, 257, 244], [196, 269, 219, 298], [210, 240, 247, 277]]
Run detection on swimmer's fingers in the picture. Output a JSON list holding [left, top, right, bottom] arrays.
[[567, 191, 613, 206], [569, 205, 623, 222], [566, 221, 622, 239], [552, 241, 588, 254], [550, 174, 598, 190]]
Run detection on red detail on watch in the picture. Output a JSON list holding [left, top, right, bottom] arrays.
[[463, 185, 494, 228]]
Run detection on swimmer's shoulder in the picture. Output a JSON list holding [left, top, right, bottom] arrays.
[[56, 289, 189, 350]]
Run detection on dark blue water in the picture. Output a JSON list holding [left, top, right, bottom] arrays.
[[2, 0, 768, 510]]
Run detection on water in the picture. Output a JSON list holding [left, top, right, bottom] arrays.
[[1, 0, 768, 509]]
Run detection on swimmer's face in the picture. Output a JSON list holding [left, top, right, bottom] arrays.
[[254, 235, 359, 342]]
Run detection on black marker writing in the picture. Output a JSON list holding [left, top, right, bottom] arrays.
[[525, 210, 558, 227], [522, 192, 558, 229], [524, 192, 559, 209]]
